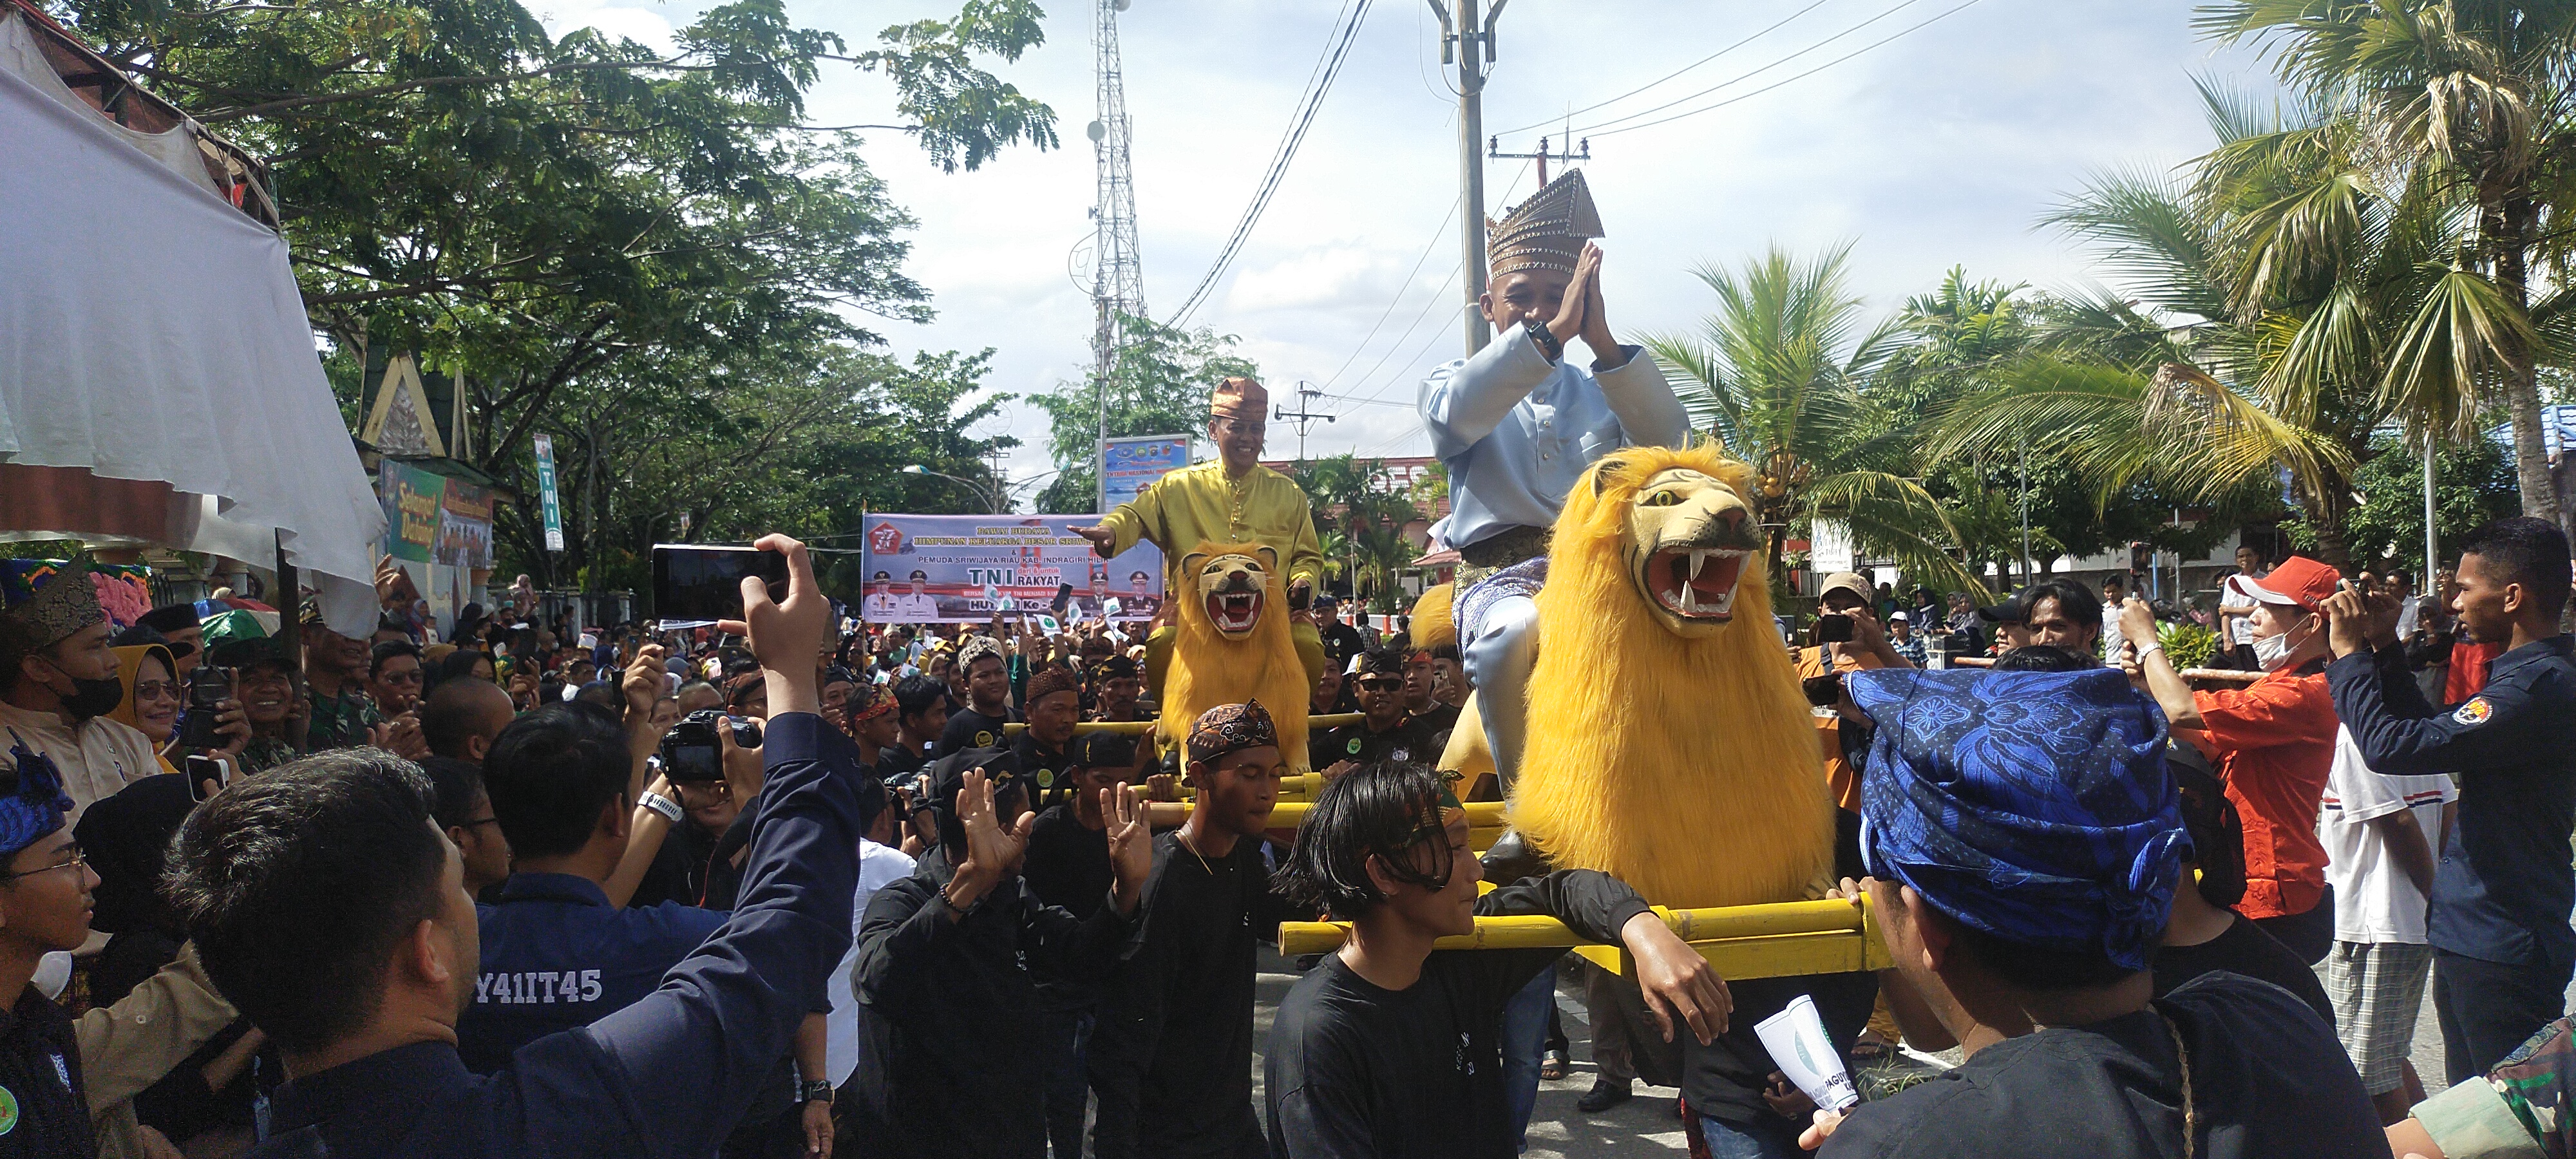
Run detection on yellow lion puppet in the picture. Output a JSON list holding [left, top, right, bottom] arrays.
[[1509, 444, 1834, 910], [1160, 542, 1312, 773]]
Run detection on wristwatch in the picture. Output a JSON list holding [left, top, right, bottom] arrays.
[[799, 1079, 836, 1105], [1524, 319, 1564, 363]]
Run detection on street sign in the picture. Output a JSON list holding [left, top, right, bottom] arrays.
[[533, 433, 566, 552]]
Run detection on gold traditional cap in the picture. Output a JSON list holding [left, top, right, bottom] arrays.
[[1211, 376, 1269, 420], [1487, 169, 1602, 278]]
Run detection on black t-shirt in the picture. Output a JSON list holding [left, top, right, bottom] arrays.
[[1680, 970, 1880, 1125], [1413, 702, 1462, 748], [1820, 972, 2378, 1158], [1023, 805, 1112, 921], [938, 705, 1016, 755], [1309, 716, 1439, 770], [2154, 913, 2334, 1026], [1264, 870, 1653, 1159], [1319, 621, 1370, 670], [1094, 833, 1291, 1159]]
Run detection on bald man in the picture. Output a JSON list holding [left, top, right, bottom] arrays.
[[424, 677, 517, 763]]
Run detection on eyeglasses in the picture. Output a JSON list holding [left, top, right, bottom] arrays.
[[130, 681, 179, 702], [0, 846, 85, 881], [458, 816, 502, 831], [380, 670, 424, 686]]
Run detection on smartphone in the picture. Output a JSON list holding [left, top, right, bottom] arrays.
[[184, 754, 231, 804], [652, 545, 789, 623], [178, 666, 234, 750], [1816, 614, 1855, 644]]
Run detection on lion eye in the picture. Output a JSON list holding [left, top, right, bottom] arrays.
[[1640, 491, 1680, 507]]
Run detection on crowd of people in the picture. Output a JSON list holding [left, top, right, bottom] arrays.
[[0, 160, 2573, 1159]]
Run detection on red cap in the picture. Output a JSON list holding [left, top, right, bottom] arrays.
[[2225, 556, 2340, 612]]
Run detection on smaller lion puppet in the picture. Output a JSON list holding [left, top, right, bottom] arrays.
[[1510, 444, 1835, 910], [1159, 543, 1314, 773]]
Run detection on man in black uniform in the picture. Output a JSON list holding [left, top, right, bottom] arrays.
[[1087, 701, 1295, 1159], [1264, 762, 1730, 1159], [2323, 516, 2576, 1082], [935, 638, 1015, 755], [1021, 735, 1129, 1159], [1309, 648, 1437, 775], [1402, 648, 1461, 746]]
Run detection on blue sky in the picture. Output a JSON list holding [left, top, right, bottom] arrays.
[[531, 0, 2275, 496]]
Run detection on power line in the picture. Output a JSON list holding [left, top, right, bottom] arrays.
[[1329, 159, 1535, 410], [1492, 0, 1835, 137], [1566, 0, 1931, 138], [1165, 0, 1375, 328], [1584, 0, 1988, 138], [1320, 191, 1461, 389]]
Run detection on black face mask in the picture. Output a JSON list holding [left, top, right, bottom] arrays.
[[57, 674, 128, 721]]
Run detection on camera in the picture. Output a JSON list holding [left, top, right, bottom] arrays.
[[658, 709, 762, 782], [1801, 672, 1847, 708], [1815, 614, 1855, 645], [178, 666, 234, 750]]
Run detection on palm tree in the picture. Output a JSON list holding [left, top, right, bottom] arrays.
[[2197, 0, 2576, 525], [1647, 244, 1985, 597]]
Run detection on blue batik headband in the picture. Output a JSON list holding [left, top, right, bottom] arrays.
[[0, 733, 75, 860]]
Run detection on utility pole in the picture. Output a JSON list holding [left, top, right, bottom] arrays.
[[1428, 0, 1508, 357], [1488, 133, 1587, 188], [2423, 435, 2441, 585], [1274, 381, 1336, 462]]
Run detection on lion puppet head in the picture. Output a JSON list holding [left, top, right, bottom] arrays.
[[1510, 444, 1834, 910], [1162, 543, 1312, 773]]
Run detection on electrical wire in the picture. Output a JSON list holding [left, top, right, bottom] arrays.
[[1564, 0, 1930, 137], [1492, 0, 1834, 137], [1325, 159, 1534, 415], [1582, 0, 1987, 139], [1164, 0, 1376, 328], [1320, 191, 1462, 390]]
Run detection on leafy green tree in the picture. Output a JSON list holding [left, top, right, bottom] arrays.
[[2289, 432, 2520, 572], [2198, 0, 2576, 526], [1030, 312, 1258, 514], [1284, 455, 1423, 612], [1647, 244, 1983, 596]]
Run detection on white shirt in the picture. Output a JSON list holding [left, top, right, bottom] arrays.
[[863, 594, 902, 621], [0, 701, 160, 824], [2101, 599, 2125, 664], [2394, 595, 2421, 641], [893, 593, 942, 622], [825, 840, 925, 1084], [2318, 726, 2457, 944]]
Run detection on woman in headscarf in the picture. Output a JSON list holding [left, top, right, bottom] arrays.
[[107, 643, 184, 775]]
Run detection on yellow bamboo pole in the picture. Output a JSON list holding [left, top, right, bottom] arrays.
[[1144, 800, 1507, 828], [1274, 897, 1890, 981], [1001, 712, 1367, 738]]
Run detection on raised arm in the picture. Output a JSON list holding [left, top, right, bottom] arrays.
[[75, 943, 240, 1115]]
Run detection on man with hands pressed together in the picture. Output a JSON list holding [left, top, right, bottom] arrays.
[[164, 534, 876, 1159], [846, 749, 1152, 1158], [1420, 170, 1690, 787], [1264, 762, 1731, 1159], [2318, 516, 2576, 1084]]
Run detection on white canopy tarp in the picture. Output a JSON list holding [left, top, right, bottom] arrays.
[[0, 44, 385, 634]]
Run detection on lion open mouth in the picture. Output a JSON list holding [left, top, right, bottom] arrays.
[[1206, 588, 1262, 634], [1645, 547, 1745, 620]]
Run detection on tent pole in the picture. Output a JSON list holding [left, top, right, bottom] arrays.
[[274, 531, 303, 683]]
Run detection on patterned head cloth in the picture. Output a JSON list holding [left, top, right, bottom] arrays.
[[1848, 667, 2190, 972], [1349, 648, 1405, 679], [0, 558, 104, 653], [0, 733, 76, 860], [1486, 169, 1602, 278], [1211, 377, 1269, 421], [1025, 665, 1083, 705], [848, 682, 898, 724], [956, 637, 1005, 672], [1188, 699, 1279, 763]]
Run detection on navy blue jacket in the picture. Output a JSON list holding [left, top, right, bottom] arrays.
[[252, 711, 866, 1158], [455, 874, 727, 1074], [2328, 636, 2576, 968]]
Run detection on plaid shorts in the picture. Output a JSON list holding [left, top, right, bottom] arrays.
[[2324, 939, 2436, 1095]]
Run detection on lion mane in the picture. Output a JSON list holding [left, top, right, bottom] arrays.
[[1510, 444, 1834, 910], [1160, 542, 1313, 772]]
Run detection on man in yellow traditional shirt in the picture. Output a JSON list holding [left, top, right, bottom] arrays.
[[1074, 377, 1329, 695]]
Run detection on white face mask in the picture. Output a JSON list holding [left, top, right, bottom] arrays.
[[2251, 615, 2315, 672]]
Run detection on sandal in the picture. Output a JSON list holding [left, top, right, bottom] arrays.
[[1539, 1049, 1569, 1081]]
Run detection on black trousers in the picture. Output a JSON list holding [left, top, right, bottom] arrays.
[[2434, 948, 2573, 1084], [2251, 885, 2334, 965]]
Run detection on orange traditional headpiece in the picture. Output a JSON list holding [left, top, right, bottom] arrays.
[[1210, 377, 1268, 421]]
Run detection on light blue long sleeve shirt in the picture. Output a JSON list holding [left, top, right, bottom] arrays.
[[1419, 325, 1690, 551]]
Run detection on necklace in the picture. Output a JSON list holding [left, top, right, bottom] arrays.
[[2158, 1010, 2197, 1159], [1175, 826, 1219, 877]]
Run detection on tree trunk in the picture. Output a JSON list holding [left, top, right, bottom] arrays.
[[2492, 194, 2562, 526]]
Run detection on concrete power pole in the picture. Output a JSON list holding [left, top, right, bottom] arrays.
[[1429, 0, 1508, 357]]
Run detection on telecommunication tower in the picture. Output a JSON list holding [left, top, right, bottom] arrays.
[[1086, 0, 1146, 468]]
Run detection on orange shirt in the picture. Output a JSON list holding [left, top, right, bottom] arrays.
[[2448, 639, 2506, 702], [2189, 670, 2338, 920], [1798, 646, 1868, 813]]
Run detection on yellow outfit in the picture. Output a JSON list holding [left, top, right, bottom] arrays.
[[1095, 459, 1328, 692], [108, 645, 182, 776]]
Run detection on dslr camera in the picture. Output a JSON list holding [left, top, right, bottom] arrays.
[[658, 709, 763, 782]]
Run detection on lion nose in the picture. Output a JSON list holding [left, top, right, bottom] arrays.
[[1714, 507, 1747, 531]]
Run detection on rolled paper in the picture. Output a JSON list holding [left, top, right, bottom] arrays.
[[1754, 994, 1859, 1113]]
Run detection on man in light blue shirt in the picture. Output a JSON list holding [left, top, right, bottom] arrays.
[[1419, 169, 1688, 786]]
